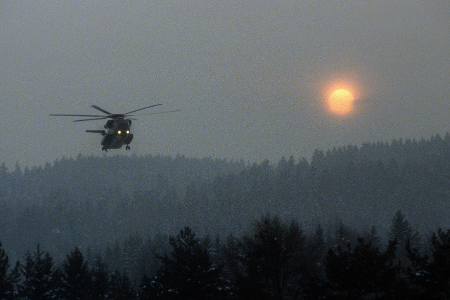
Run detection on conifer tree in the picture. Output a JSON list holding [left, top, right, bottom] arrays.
[[18, 244, 58, 300], [147, 227, 226, 300], [407, 229, 450, 299], [388, 211, 413, 243], [324, 238, 403, 299], [0, 242, 19, 299], [91, 256, 110, 300], [108, 269, 136, 300], [231, 215, 316, 300], [309, 223, 327, 277], [388, 210, 420, 264], [0, 242, 12, 296], [139, 275, 158, 300], [61, 247, 92, 300], [367, 225, 382, 248], [333, 220, 356, 249]]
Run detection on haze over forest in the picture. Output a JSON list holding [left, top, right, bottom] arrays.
[[2, 133, 450, 263], [2, 131, 450, 300]]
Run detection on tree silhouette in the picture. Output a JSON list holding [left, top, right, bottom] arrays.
[[388, 210, 420, 265], [333, 220, 356, 249], [407, 229, 450, 299], [19, 244, 58, 300], [0, 242, 19, 299], [388, 211, 413, 243], [108, 269, 136, 300], [91, 256, 110, 300], [324, 238, 402, 299], [365, 225, 382, 249], [61, 247, 92, 300], [146, 227, 226, 300], [230, 215, 316, 300]]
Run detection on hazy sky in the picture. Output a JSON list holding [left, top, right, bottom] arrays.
[[1, 0, 449, 170]]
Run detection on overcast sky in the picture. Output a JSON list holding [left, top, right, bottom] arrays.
[[1, 0, 449, 170]]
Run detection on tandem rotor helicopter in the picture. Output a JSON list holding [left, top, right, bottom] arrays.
[[50, 104, 179, 151]]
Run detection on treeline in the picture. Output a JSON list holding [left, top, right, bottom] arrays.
[[0, 154, 246, 262], [1, 213, 449, 299], [2, 133, 450, 263]]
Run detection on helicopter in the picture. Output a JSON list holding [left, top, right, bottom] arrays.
[[50, 104, 177, 151]]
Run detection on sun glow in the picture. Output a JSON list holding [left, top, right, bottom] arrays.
[[327, 88, 355, 116]]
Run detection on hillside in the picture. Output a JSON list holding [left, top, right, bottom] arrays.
[[1, 133, 450, 261]]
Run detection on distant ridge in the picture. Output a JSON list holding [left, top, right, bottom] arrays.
[[1, 132, 450, 264]]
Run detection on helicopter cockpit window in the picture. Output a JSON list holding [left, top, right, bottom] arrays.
[[118, 123, 129, 130]]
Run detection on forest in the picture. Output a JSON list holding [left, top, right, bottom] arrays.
[[1, 214, 449, 299], [1, 133, 450, 298]]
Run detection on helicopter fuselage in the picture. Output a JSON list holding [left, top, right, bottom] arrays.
[[100, 118, 133, 151]]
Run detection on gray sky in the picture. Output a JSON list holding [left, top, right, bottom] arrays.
[[1, 0, 449, 170]]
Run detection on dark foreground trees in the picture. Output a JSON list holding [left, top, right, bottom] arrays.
[[0, 242, 19, 299], [61, 247, 92, 299], [324, 238, 403, 299], [407, 229, 450, 299], [2, 214, 450, 299], [388, 210, 420, 265], [19, 244, 58, 300], [227, 215, 320, 300], [141, 226, 227, 300]]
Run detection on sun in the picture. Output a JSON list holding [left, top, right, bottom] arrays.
[[327, 89, 355, 116]]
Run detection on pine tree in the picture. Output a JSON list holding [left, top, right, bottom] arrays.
[[389, 211, 413, 243], [0, 242, 12, 297], [0, 242, 19, 299], [333, 220, 356, 249], [324, 238, 403, 299], [139, 275, 158, 300], [388, 210, 420, 264], [407, 229, 450, 299], [91, 256, 110, 300], [231, 215, 316, 300], [18, 244, 58, 300], [309, 223, 327, 276], [61, 247, 92, 300], [365, 225, 382, 248], [148, 227, 226, 300], [108, 269, 136, 300]]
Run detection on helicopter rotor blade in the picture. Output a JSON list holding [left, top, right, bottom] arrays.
[[73, 117, 109, 122], [129, 109, 181, 117], [124, 104, 162, 115], [91, 105, 113, 115], [51, 104, 173, 122], [50, 114, 105, 117]]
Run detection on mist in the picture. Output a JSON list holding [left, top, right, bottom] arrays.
[[1, 1, 449, 169], [1, 2, 450, 297]]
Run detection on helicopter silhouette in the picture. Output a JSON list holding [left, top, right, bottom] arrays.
[[50, 104, 178, 151]]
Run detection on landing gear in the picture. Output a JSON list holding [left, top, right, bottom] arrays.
[[102, 147, 107, 152], [126, 145, 130, 150]]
